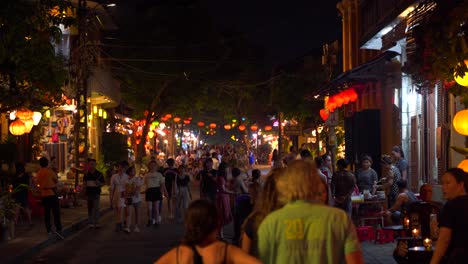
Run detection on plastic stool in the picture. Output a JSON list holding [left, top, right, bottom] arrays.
[[356, 226, 375, 242], [375, 229, 394, 244]]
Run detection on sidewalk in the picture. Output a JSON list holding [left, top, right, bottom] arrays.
[[0, 194, 111, 264]]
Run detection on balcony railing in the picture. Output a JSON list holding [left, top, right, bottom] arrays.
[[360, 0, 416, 47]]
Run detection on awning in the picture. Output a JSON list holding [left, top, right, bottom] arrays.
[[317, 50, 400, 97]]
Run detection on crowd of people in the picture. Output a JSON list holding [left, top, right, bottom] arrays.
[[4, 142, 468, 263]]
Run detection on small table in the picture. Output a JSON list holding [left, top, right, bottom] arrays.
[[383, 225, 406, 238], [408, 246, 433, 263], [352, 197, 387, 226]]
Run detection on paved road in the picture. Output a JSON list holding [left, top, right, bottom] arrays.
[[23, 165, 397, 264], [25, 211, 184, 264]]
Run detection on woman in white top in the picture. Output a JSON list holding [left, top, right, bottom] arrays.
[[145, 160, 167, 226], [110, 161, 129, 232], [125, 166, 144, 232]]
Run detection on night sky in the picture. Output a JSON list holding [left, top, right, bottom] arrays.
[[203, 0, 342, 64]]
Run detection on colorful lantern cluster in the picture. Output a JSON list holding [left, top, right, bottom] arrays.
[[9, 108, 44, 136], [319, 87, 358, 121]]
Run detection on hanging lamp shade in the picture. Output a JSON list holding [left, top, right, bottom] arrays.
[[16, 108, 33, 120], [238, 124, 246, 131], [453, 109, 468, 136], [458, 159, 468, 172], [454, 60, 468, 87], [9, 120, 26, 136], [32, 111, 42, 125]]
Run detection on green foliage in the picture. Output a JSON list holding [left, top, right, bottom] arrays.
[[0, 0, 75, 111], [405, 0, 468, 96], [0, 184, 26, 221]]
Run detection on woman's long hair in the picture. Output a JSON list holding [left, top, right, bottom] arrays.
[[242, 168, 285, 234], [277, 159, 325, 204], [182, 199, 219, 246]]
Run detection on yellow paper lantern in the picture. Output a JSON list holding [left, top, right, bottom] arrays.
[[454, 60, 468, 87], [22, 118, 34, 133], [45, 110, 51, 118], [453, 109, 468, 136], [103, 111, 108, 119], [9, 120, 26, 136], [148, 131, 155, 139], [457, 159, 468, 172]]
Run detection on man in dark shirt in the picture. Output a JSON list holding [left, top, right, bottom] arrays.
[[199, 158, 218, 202], [83, 159, 105, 228], [332, 159, 355, 216]]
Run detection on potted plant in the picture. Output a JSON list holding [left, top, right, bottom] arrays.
[[0, 186, 22, 243]]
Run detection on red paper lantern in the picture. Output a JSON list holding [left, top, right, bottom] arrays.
[[264, 125, 272, 131], [173, 117, 181, 123], [183, 119, 191, 125], [342, 90, 351, 105], [334, 94, 344, 107], [209, 123, 216, 129], [319, 109, 329, 121], [327, 97, 336, 112], [161, 116, 168, 121], [165, 114, 172, 119], [349, 88, 358, 102], [197, 121, 205, 127], [250, 124, 258, 131], [224, 124, 231, 130], [238, 124, 246, 131]]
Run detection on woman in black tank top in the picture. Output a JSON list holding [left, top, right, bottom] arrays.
[[154, 200, 261, 264]]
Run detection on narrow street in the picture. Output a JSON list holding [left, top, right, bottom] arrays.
[[25, 211, 184, 264]]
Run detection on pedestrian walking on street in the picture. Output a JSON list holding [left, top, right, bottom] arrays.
[[36, 157, 63, 238], [154, 199, 261, 264], [110, 160, 129, 232], [145, 160, 167, 226], [83, 158, 105, 228], [175, 165, 192, 224], [124, 166, 143, 232], [163, 158, 178, 220]]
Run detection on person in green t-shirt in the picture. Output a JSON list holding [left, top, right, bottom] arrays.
[[258, 160, 364, 264]]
